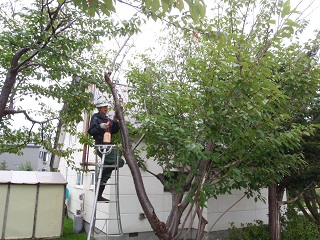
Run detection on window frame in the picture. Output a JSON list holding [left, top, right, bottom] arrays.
[[76, 172, 84, 187]]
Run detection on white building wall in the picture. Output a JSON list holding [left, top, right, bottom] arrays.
[[204, 188, 268, 232]]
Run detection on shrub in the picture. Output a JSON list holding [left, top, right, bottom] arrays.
[[282, 213, 320, 240], [228, 220, 271, 240], [228, 213, 320, 240], [0, 160, 8, 170], [17, 160, 33, 171]]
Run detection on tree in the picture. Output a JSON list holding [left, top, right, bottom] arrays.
[[0, 160, 8, 170], [279, 96, 320, 230], [105, 1, 320, 239], [265, 33, 320, 240], [70, 0, 206, 21], [286, 129, 320, 226], [17, 160, 33, 171], [0, 0, 205, 167], [0, 0, 140, 159]]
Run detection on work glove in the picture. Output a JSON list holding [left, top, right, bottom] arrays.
[[100, 123, 109, 130]]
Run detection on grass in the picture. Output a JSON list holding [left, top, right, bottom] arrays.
[[55, 217, 87, 240]]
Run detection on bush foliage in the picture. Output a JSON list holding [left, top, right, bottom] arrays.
[[228, 213, 320, 240]]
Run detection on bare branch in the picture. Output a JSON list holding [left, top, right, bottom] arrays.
[[18, 62, 40, 71], [44, 0, 65, 32], [205, 194, 246, 236], [133, 131, 147, 150], [312, 114, 320, 124], [3, 108, 54, 124], [55, 18, 76, 35], [109, 35, 133, 73], [280, 182, 315, 205]]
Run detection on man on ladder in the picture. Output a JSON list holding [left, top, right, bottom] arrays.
[[88, 95, 125, 202]]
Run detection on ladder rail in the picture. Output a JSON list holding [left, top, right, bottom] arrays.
[[114, 151, 123, 235], [87, 144, 123, 240]]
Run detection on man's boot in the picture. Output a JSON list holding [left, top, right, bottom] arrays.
[[97, 184, 109, 202]]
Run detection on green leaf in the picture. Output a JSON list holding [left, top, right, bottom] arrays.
[[145, 0, 152, 9], [175, 0, 184, 11], [161, 0, 169, 12], [150, 12, 158, 21], [267, 20, 276, 25], [87, 7, 96, 17], [151, 0, 161, 13], [100, 4, 111, 16], [103, 0, 116, 12], [232, 168, 241, 176], [196, 1, 206, 19], [281, 0, 291, 18], [187, 0, 205, 21], [285, 18, 301, 28]]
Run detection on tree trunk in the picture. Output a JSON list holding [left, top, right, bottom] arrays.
[[166, 192, 184, 237], [297, 201, 314, 222], [195, 207, 208, 240], [303, 190, 320, 224], [105, 73, 170, 239], [0, 47, 30, 122], [105, 73, 213, 239], [268, 184, 284, 240], [0, 70, 19, 122], [50, 119, 63, 170]]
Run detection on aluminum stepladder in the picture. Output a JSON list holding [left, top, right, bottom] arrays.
[[87, 144, 123, 240]]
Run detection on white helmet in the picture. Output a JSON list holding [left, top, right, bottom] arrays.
[[96, 96, 108, 108]]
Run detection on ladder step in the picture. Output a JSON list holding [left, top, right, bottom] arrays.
[[92, 233, 123, 237], [102, 182, 118, 186], [94, 165, 119, 168], [97, 200, 118, 203], [95, 218, 119, 221]]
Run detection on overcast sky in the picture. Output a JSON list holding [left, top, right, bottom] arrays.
[[129, 0, 320, 57], [291, 0, 320, 41]]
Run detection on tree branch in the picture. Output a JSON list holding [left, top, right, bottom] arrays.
[[279, 182, 315, 205], [11, 48, 30, 70], [205, 194, 246, 236], [3, 109, 53, 124]]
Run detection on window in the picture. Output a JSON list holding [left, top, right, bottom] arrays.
[[76, 172, 84, 186], [90, 172, 95, 189], [42, 152, 47, 161], [39, 151, 48, 162]]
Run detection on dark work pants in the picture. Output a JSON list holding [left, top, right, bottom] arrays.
[[96, 149, 125, 183]]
